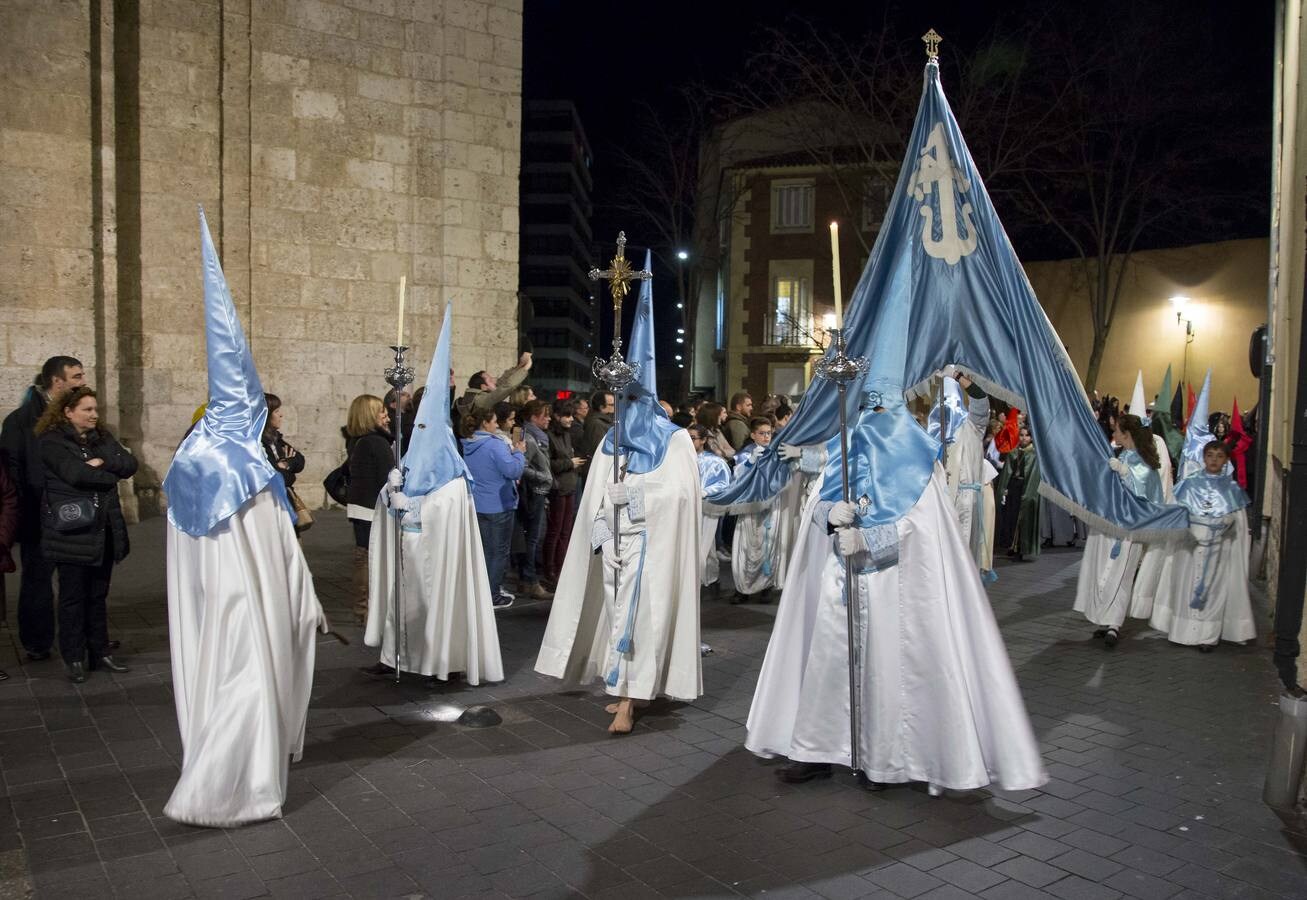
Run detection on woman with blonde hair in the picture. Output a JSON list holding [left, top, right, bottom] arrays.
[[344, 394, 391, 623]]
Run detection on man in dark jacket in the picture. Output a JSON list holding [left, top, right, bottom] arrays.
[[578, 390, 613, 461], [543, 399, 582, 588], [0, 355, 84, 659], [519, 400, 554, 601], [722, 391, 754, 452]]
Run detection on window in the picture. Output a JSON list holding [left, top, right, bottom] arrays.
[[771, 179, 815, 233], [768, 275, 813, 346], [862, 177, 890, 231]]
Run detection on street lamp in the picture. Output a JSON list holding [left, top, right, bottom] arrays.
[[676, 250, 689, 260], [1170, 295, 1196, 384]]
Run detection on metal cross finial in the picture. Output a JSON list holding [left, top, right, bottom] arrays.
[[923, 28, 942, 61], [589, 231, 652, 311]]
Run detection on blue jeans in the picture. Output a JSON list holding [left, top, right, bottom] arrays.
[[477, 509, 515, 597], [521, 492, 549, 582]]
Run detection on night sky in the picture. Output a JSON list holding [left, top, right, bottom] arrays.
[[522, 1, 1274, 388]]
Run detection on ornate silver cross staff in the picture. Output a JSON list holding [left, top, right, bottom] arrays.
[[589, 232, 652, 636], [384, 345, 414, 683], [814, 328, 870, 772]]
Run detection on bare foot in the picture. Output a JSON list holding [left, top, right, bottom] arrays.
[[608, 698, 635, 734], [604, 699, 650, 714]]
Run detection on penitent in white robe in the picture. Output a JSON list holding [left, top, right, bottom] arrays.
[[367, 477, 504, 683], [747, 468, 1047, 791], [1128, 435, 1177, 619], [165, 490, 324, 827], [536, 428, 702, 702], [945, 408, 998, 575], [1150, 511, 1255, 646]]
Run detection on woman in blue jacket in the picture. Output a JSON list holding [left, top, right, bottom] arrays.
[[461, 407, 526, 608]]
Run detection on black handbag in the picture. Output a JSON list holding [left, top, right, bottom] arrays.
[[323, 462, 350, 506], [44, 494, 99, 533]]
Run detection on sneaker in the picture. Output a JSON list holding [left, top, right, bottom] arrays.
[[524, 582, 553, 601], [494, 590, 514, 610]]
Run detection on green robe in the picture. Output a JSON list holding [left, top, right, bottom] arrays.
[[996, 446, 1042, 559]]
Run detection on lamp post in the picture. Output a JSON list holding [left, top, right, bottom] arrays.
[[1171, 295, 1196, 385], [675, 249, 690, 396]]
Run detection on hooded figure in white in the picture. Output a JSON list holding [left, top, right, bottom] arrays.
[[746, 253, 1047, 794], [367, 303, 504, 684], [1126, 370, 1177, 618], [928, 370, 997, 579], [162, 209, 327, 828], [536, 257, 702, 733]]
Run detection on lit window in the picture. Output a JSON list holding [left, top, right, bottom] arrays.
[[768, 275, 813, 346]]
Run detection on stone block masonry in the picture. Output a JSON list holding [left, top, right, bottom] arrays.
[[0, 0, 523, 515]]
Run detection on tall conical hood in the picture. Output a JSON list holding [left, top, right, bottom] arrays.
[[402, 302, 468, 496], [601, 251, 679, 474], [927, 372, 967, 445], [1179, 368, 1216, 479], [1129, 370, 1147, 424], [819, 247, 940, 522], [1157, 364, 1173, 414], [163, 207, 282, 536]]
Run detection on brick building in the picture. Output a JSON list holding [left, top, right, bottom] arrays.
[[0, 0, 524, 513]]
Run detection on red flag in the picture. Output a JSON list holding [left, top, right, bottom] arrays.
[[995, 407, 1020, 454], [1229, 396, 1252, 489], [1185, 383, 1197, 430]]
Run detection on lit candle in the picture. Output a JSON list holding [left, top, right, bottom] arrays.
[[829, 221, 842, 328], [396, 275, 407, 347]]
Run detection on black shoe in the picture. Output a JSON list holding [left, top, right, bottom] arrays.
[[361, 662, 396, 677], [1092, 628, 1108, 640], [730, 592, 748, 605], [1198, 643, 1216, 654], [98, 656, 129, 674], [1104, 628, 1119, 649], [66, 662, 86, 684], [856, 772, 886, 792], [25, 650, 51, 662], [777, 761, 832, 784]]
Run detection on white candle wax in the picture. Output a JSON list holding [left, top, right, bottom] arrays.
[[396, 275, 407, 347], [829, 222, 843, 329]]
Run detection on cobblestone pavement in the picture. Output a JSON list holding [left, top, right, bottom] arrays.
[[1, 510, 1303, 900]]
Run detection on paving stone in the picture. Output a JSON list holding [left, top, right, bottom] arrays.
[[932, 858, 1008, 893]]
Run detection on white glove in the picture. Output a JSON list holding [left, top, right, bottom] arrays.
[[836, 527, 866, 558], [778, 443, 802, 462], [1108, 457, 1127, 475], [607, 482, 629, 506], [387, 467, 404, 490], [829, 500, 857, 527], [388, 490, 410, 511]]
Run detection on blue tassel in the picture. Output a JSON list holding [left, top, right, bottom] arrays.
[[982, 569, 998, 584], [605, 663, 620, 687], [1109, 540, 1122, 560], [616, 635, 632, 653]]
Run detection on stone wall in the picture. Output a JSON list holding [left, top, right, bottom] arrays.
[[0, 0, 523, 513]]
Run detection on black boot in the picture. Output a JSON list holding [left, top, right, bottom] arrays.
[[1104, 627, 1119, 648], [98, 656, 129, 673], [856, 772, 886, 792], [66, 661, 86, 684], [777, 761, 832, 784]]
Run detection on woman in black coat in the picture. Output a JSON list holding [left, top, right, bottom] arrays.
[[36, 386, 137, 682], [261, 393, 305, 489], [344, 394, 392, 623]]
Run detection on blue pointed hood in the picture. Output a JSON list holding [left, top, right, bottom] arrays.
[[708, 59, 1187, 540], [927, 374, 967, 445], [601, 251, 679, 474], [819, 248, 940, 522], [402, 302, 468, 495], [163, 207, 283, 536], [1180, 368, 1217, 478]]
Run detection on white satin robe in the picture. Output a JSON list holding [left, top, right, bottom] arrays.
[[536, 429, 702, 702], [1129, 435, 1177, 618], [367, 477, 504, 683], [1150, 509, 1255, 646], [165, 489, 324, 827], [747, 467, 1047, 791]]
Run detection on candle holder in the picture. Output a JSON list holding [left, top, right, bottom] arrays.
[[813, 327, 870, 773], [383, 344, 414, 683]]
